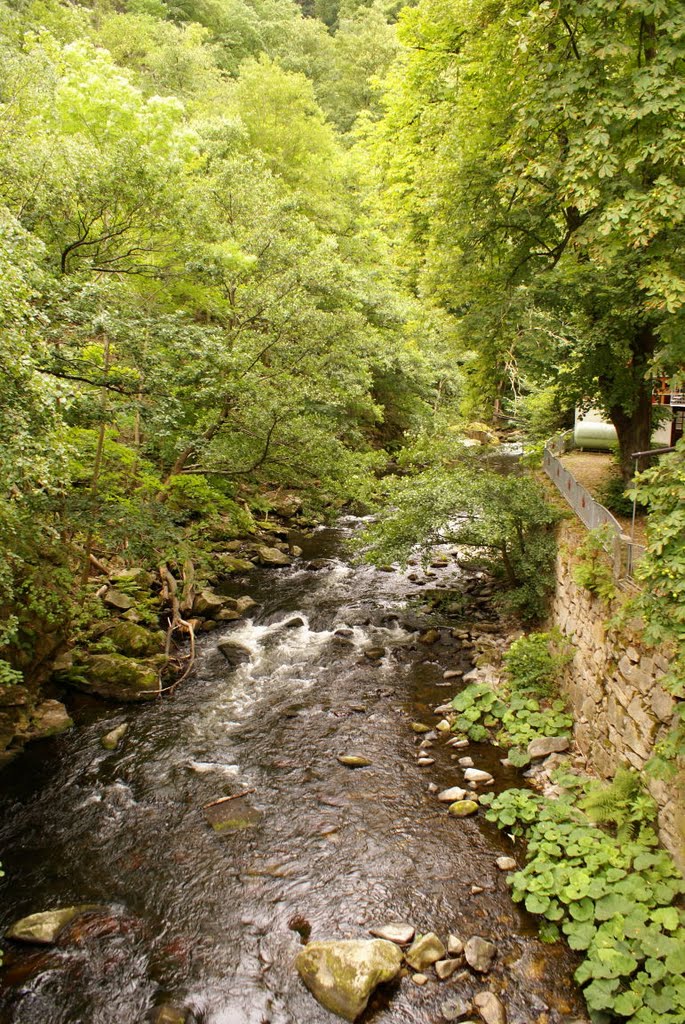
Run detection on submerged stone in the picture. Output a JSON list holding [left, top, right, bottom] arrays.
[[101, 723, 128, 750], [205, 797, 262, 833], [337, 754, 371, 768], [295, 938, 403, 1021], [6, 906, 102, 945]]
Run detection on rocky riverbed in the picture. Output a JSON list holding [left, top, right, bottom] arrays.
[[0, 519, 588, 1024]]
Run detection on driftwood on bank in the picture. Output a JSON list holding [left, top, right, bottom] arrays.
[[158, 563, 196, 694]]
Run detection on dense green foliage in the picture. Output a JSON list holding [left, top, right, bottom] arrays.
[[483, 776, 685, 1024], [367, 0, 685, 476], [629, 440, 685, 772], [360, 450, 560, 619], [0, 0, 457, 671]]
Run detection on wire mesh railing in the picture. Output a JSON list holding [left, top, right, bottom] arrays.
[[543, 434, 646, 580]]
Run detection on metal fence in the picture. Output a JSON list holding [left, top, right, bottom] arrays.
[[543, 434, 645, 580]]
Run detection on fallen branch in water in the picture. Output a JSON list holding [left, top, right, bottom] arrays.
[[203, 789, 256, 809]]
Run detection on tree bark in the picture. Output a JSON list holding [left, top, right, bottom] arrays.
[[607, 321, 657, 482]]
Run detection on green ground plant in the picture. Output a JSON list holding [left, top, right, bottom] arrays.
[[449, 679, 572, 767], [481, 775, 685, 1024]]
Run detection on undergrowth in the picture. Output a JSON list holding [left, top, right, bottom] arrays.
[[449, 631, 573, 766], [481, 771, 685, 1024]]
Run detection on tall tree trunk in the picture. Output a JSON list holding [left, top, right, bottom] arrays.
[[607, 324, 657, 483]]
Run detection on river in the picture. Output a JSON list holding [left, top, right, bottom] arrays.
[[0, 519, 586, 1024]]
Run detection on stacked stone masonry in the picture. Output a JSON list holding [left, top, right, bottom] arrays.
[[552, 524, 684, 872]]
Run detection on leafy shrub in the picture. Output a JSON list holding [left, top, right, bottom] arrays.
[[598, 474, 644, 518], [503, 630, 573, 696], [481, 784, 685, 1024], [572, 526, 617, 602], [0, 659, 22, 686]]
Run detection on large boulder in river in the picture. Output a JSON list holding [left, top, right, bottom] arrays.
[[110, 622, 165, 658], [296, 939, 403, 1021], [71, 653, 166, 701]]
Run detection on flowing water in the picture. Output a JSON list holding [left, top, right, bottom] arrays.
[[0, 520, 586, 1024]]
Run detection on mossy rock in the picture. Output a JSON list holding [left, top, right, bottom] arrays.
[[109, 621, 165, 658], [70, 653, 167, 702], [296, 939, 403, 1021]]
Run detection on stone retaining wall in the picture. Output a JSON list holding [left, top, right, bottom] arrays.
[[552, 524, 684, 871]]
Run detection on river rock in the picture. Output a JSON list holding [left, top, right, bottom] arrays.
[[527, 736, 570, 759], [412, 973, 428, 985], [206, 796, 262, 832], [28, 700, 73, 739], [441, 996, 472, 1021], [217, 641, 252, 667], [436, 719, 452, 733], [495, 857, 516, 871], [6, 906, 101, 945], [263, 490, 302, 517], [458, 756, 474, 767], [419, 629, 440, 645], [438, 787, 467, 803], [110, 621, 165, 658], [236, 596, 258, 615], [102, 589, 134, 612], [369, 923, 415, 945], [363, 647, 385, 661], [464, 936, 497, 973], [153, 1006, 188, 1024], [411, 722, 431, 733], [443, 669, 463, 680], [447, 934, 463, 955], [257, 546, 292, 567], [463, 768, 493, 784], [218, 554, 254, 573], [282, 616, 305, 629], [337, 754, 371, 768], [215, 608, 242, 621], [295, 938, 403, 1022], [192, 590, 228, 617], [473, 991, 506, 1024], [101, 723, 128, 750], [417, 757, 435, 766], [72, 653, 163, 701], [435, 959, 462, 980], [448, 800, 479, 817], [405, 932, 446, 970]]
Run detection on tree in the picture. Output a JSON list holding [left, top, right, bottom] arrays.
[[369, 0, 685, 477]]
